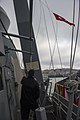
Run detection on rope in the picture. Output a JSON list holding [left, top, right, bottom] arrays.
[[71, 0, 80, 70], [40, 0, 63, 105], [42, 0, 63, 69], [33, 0, 36, 18], [70, 0, 75, 80], [33, 0, 41, 41], [43, 2, 63, 112], [35, 0, 42, 40], [39, 0, 54, 70]]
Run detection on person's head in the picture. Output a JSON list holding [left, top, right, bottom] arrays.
[[28, 69, 34, 77]]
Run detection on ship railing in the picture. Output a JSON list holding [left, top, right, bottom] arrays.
[[52, 92, 79, 120], [2, 32, 34, 41]]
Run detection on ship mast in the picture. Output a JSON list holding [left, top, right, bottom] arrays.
[[29, 0, 33, 62], [29, 0, 33, 40], [13, 0, 43, 82]]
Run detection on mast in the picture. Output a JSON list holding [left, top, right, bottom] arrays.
[[29, 0, 33, 41], [13, 0, 43, 83], [29, 0, 33, 62]]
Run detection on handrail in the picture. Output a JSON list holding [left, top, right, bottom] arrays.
[[52, 93, 77, 117], [2, 32, 34, 41]]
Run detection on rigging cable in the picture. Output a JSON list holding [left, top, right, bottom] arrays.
[[71, 0, 80, 70], [33, 0, 36, 18], [39, 0, 54, 70], [35, 0, 42, 40], [43, 1, 62, 117], [39, 0, 55, 107], [70, 0, 75, 80], [44, 0, 63, 69], [43, 1, 63, 101]]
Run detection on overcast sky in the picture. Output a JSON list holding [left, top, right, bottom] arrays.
[[33, 0, 80, 70], [0, 0, 80, 70]]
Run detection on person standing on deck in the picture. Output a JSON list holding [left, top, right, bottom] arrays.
[[20, 69, 40, 120]]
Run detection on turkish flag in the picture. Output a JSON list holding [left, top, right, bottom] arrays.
[[53, 13, 75, 26]]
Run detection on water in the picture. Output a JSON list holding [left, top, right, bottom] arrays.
[[47, 77, 66, 95]]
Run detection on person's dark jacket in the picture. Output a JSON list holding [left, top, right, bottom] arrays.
[[20, 76, 40, 109]]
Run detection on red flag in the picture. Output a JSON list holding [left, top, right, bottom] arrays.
[[53, 13, 75, 26]]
